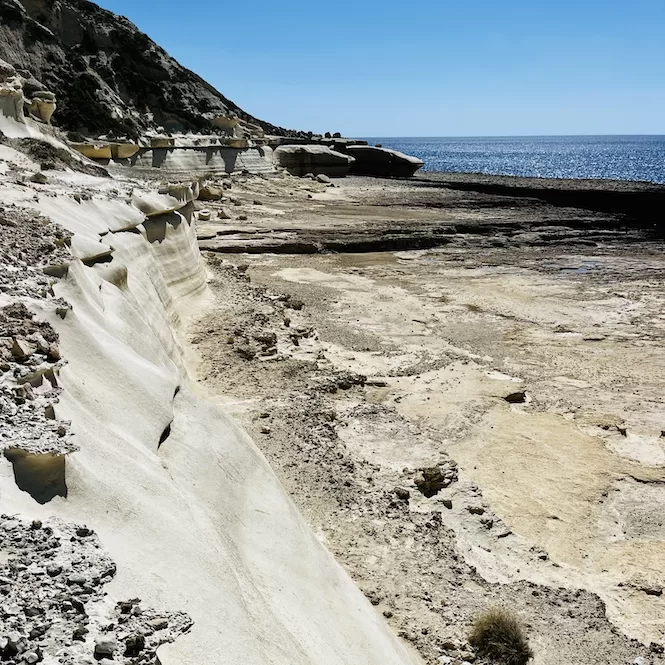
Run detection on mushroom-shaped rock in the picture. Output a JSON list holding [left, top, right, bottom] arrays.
[[0, 58, 26, 123], [209, 114, 239, 135], [346, 145, 424, 178], [70, 143, 113, 160], [110, 143, 140, 160], [274, 144, 355, 177], [151, 136, 175, 148], [28, 92, 57, 124]]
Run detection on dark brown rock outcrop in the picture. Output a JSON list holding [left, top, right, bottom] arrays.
[[0, 0, 300, 138]]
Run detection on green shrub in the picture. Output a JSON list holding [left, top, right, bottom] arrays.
[[469, 607, 534, 665]]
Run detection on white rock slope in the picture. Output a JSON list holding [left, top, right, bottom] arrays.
[[0, 134, 419, 665]]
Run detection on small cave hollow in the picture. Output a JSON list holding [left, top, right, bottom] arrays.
[[4, 449, 68, 504]]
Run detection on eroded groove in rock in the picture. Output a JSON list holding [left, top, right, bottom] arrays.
[[158, 421, 173, 449]]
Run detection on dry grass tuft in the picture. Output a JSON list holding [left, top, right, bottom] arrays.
[[469, 607, 534, 665]]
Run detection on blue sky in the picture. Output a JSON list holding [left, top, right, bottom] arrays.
[[96, 0, 664, 136]]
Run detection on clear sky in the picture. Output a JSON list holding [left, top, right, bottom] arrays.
[[96, 0, 664, 137]]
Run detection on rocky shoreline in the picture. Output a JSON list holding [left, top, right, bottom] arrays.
[[416, 172, 665, 229]]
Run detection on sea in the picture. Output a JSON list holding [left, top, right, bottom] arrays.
[[360, 135, 665, 184]]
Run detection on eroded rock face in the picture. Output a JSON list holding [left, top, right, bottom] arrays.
[[346, 146, 424, 178], [274, 145, 355, 177], [0, 0, 299, 138], [0, 57, 26, 123], [0, 56, 57, 126]]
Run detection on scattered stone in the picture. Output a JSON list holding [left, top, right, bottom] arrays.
[[394, 487, 411, 501], [68, 573, 88, 585], [94, 638, 118, 659], [286, 298, 305, 311], [234, 344, 257, 360], [30, 172, 48, 185], [504, 391, 527, 404], [124, 634, 145, 656], [147, 617, 168, 630], [11, 338, 35, 359], [414, 464, 458, 498], [198, 186, 223, 202], [316, 174, 331, 184]]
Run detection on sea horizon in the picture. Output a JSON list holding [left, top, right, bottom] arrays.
[[357, 135, 665, 183], [360, 133, 665, 139]]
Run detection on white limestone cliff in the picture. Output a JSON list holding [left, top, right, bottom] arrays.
[[0, 111, 419, 665]]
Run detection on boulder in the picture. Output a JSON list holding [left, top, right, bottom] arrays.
[[274, 145, 355, 178], [28, 93, 56, 124], [346, 146, 424, 178], [198, 185, 223, 201]]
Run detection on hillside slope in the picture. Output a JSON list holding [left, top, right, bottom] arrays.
[[0, 0, 297, 138]]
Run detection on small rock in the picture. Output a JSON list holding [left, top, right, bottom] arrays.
[[197, 210, 212, 222], [11, 338, 35, 359], [30, 172, 48, 185], [316, 174, 332, 184], [504, 391, 527, 404], [124, 634, 145, 656], [286, 298, 304, 311], [94, 638, 117, 659], [148, 617, 168, 630], [72, 626, 88, 641], [198, 185, 223, 201], [260, 426, 271, 435], [217, 208, 230, 220], [394, 487, 410, 501], [441, 499, 453, 510], [235, 344, 256, 360], [238, 214, 248, 221], [67, 572, 87, 585], [642, 585, 663, 597]]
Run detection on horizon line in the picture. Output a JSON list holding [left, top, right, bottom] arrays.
[[355, 133, 665, 139]]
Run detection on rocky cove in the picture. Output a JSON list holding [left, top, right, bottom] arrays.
[[1, 2, 665, 665]]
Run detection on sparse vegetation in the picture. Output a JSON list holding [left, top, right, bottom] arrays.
[[469, 608, 534, 665]]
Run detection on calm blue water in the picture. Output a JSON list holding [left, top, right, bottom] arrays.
[[360, 136, 665, 183]]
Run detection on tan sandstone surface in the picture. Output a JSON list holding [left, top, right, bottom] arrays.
[[186, 173, 665, 665]]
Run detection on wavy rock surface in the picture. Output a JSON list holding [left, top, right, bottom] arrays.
[[0, 125, 419, 665]]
